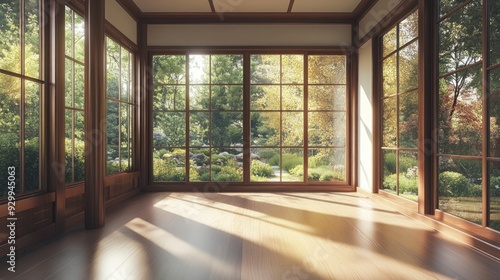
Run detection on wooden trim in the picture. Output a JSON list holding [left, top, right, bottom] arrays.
[[65, 211, 85, 228], [105, 21, 138, 52], [372, 36, 381, 194], [353, 0, 378, 21], [105, 188, 140, 208], [287, 0, 295, 13], [114, 0, 141, 21], [141, 12, 355, 24], [208, 0, 215, 13], [482, 0, 490, 228], [147, 47, 354, 54], [0, 193, 55, 217], [350, 51, 359, 188], [0, 224, 56, 256], [66, 0, 85, 15], [84, 0, 106, 229], [146, 185, 355, 193]]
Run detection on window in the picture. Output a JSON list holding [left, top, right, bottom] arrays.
[[106, 37, 135, 174], [0, 0, 43, 197], [64, 6, 85, 184], [380, 11, 419, 201], [151, 53, 348, 185]]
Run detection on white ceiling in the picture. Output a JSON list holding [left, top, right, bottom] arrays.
[[132, 0, 364, 13]]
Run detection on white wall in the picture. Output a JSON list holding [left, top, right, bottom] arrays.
[[105, 0, 137, 44], [147, 24, 352, 47], [358, 39, 373, 191], [358, 0, 403, 39]]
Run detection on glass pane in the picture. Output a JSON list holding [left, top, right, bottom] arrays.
[[74, 12, 85, 62], [251, 55, 280, 84], [383, 26, 397, 57], [438, 157, 482, 225], [250, 148, 280, 182], [120, 103, 131, 171], [189, 148, 210, 182], [153, 86, 186, 111], [399, 11, 418, 46], [153, 148, 186, 182], [491, 0, 500, 66], [308, 148, 346, 182], [251, 112, 280, 146], [74, 62, 84, 110], [211, 55, 243, 84], [189, 85, 210, 110], [399, 151, 418, 201], [0, 133, 21, 195], [153, 112, 186, 147], [211, 148, 242, 182], [439, 1, 482, 75], [65, 7, 73, 56], [153, 55, 186, 84], [189, 55, 210, 84], [382, 97, 397, 147], [25, 81, 40, 140], [383, 54, 397, 96], [282, 85, 303, 110], [189, 112, 210, 147], [439, 0, 469, 18], [308, 112, 345, 147], [282, 55, 303, 84], [24, 81, 40, 192], [382, 150, 397, 194], [399, 41, 419, 93], [399, 91, 419, 148], [0, 1, 21, 74], [309, 86, 346, 111], [106, 38, 120, 100], [121, 49, 131, 102], [211, 85, 243, 110], [282, 112, 303, 146], [64, 110, 73, 183], [251, 85, 280, 110], [74, 110, 85, 182], [490, 67, 500, 157], [438, 67, 482, 155], [65, 59, 73, 107], [308, 55, 346, 84], [282, 149, 303, 182], [211, 112, 243, 147], [25, 0, 41, 79], [107, 100, 120, 175], [489, 163, 500, 231]]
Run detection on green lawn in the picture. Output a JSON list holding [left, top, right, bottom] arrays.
[[439, 197, 500, 231]]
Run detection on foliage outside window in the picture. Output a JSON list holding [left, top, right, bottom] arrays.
[[152, 53, 347, 183], [381, 11, 419, 201], [0, 0, 43, 197], [65, 6, 85, 184], [106, 37, 134, 175]]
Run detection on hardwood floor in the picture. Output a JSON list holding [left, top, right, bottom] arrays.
[[1, 192, 499, 280]]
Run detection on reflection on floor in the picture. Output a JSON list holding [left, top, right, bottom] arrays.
[[1, 192, 500, 279]]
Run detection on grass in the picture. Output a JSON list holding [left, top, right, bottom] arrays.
[[439, 197, 500, 228]]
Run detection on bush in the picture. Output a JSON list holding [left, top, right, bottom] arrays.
[[290, 165, 304, 177], [251, 160, 274, 178], [399, 155, 418, 174], [490, 176, 500, 197], [438, 171, 470, 197], [152, 158, 185, 181], [257, 149, 278, 161], [319, 172, 335, 182], [65, 137, 85, 183], [383, 174, 397, 191], [212, 166, 242, 182], [282, 154, 303, 172], [308, 171, 320, 181], [399, 175, 418, 194], [383, 152, 397, 175]]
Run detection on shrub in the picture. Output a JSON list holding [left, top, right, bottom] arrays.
[[308, 171, 321, 181], [490, 176, 500, 197], [290, 165, 304, 177], [319, 172, 335, 182], [251, 160, 274, 178], [383, 174, 397, 191], [383, 152, 397, 175], [282, 154, 303, 172], [438, 171, 470, 197], [399, 155, 418, 174], [152, 158, 185, 181], [258, 149, 278, 161], [65, 137, 85, 183], [212, 166, 242, 182], [268, 154, 279, 166], [399, 174, 418, 194]]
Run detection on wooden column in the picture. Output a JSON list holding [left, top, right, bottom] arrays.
[[84, 0, 106, 228], [418, 0, 434, 214]]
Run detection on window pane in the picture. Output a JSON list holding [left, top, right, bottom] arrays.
[[282, 55, 303, 84], [439, 1, 482, 75], [438, 157, 482, 225], [251, 55, 280, 84], [308, 55, 346, 84], [282, 85, 303, 110], [251, 112, 280, 146], [0, 1, 21, 74], [0, 133, 21, 195], [74, 12, 85, 62], [382, 150, 397, 194], [74, 62, 84, 109], [0, 73, 21, 132], [65, 7, 73, 56], [189, 148, 210, 182], [251, 85, 280, 110], [64, 110, 73, 183], [308, 148, 346, 182], [154, 55, 186, 84], [309, 86, 346, 111], [120, 103, 131, 171], [153, 86, 186, 111], [282, 112, 303, 146], [308, 112, 345, 147], [189, 55, 210, 84], [382, 54, 397, 96], [153, 112, 186, 147], [65, 59, 73, 107], [120, 49, 131, 102], [382, 97, 397, 147], [399, 41, 419, 93], [107, 100, 119, 174], [211, 85, 243, 110], [399, 151, 418, 201], [490, 67, 500, 157], [439, 0, 469, 18], [189, 112, 210, 147], [250, 148, 280, 182], [438, 67, 482, 155], [282, 148, 303, 182], [211, 55, 243, 84], [399, 91, 419, 148], [211, 148, 242, 182], [489, 163, 500, 231], [491, 0, 500, 66], [189, 85, 210, 110], [153, 148, 186, 182], [106, 38, 120, 100], [74, 111, 85, 182], [383, 27, 397, 57], [25, 81, 40, 192], [25, 0, 41, 79], [211, 112, 243, 147], [399, 11, 418, 46]]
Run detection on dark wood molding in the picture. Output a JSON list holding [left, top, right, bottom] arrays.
[[372, 36, 380, 194], [208, 0, 215, 13], [0, 224, 56, 256], [353, 0, 378, 21], [0, 193, 55, 216], [105, 21, 138, 52], [139, 22, 149, 190], [287, 0, 295, 13], [146, 185, 355, 193], [66, 0, 85, 15], [84, 0, 106, 229], [115, 0, 142, 21], [481, 0, 490, 228], [350, 51, 359, 188], [141, 12, 355, 24]]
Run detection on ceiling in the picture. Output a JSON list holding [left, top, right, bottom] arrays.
[[131, 0, 365, 14]]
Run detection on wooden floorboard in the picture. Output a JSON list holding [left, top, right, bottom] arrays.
[[1, 192, 499, 280]]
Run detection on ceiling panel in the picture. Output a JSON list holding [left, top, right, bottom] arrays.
[[132, 0, 212, 13], [213, 0, 291, 13], [292, 0, 362, 13]]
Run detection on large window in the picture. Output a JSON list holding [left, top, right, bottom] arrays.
[[380, 11, 419, 201], [152, 53, 348, 185], [106, 37, 134, 175], [0, 0, 43, 197], [64, 6, 85, 184]]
